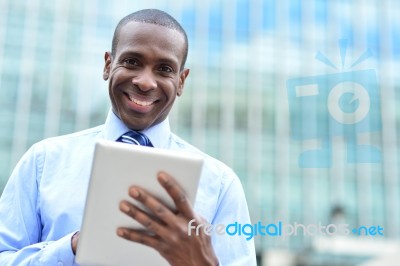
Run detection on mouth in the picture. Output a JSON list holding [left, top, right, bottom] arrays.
[[128, 95, 154, 106], [124, 92, 157, 106], [123, 92, 159, 113]]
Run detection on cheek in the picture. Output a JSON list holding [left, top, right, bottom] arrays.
[[108, 72, 127, 98], [108, 80, 118, 102], [107, 75, 125, 113], [109, 68, 129, 89], [163, 79, 180, 99]]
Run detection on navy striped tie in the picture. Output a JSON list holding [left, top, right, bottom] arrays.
[[117, 131, 153, 147]]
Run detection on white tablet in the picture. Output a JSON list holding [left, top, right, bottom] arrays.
[[76, 140, 204, 266]]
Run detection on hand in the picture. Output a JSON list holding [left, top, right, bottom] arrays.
[[117, 172, 219, 266], [71, 231, 80, 255]]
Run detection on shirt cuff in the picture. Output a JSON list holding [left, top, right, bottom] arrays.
[[40, 231, 78, 266]]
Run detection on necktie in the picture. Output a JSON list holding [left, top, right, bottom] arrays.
[[117, 131, 153, 147]]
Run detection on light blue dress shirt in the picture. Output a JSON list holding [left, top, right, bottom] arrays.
[[0, 110, 256, 265]]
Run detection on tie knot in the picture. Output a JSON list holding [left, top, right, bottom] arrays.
[[117, 131, 153, 147]]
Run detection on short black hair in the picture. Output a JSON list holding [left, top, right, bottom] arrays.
[[111, 9, 189, 70]]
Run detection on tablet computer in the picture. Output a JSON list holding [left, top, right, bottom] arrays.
[[76, 140, 204, 266]]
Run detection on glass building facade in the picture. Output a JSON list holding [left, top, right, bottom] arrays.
[[1, 0, 400, 265]]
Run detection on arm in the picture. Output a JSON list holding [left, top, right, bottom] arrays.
[[0, 145, 78, 266]]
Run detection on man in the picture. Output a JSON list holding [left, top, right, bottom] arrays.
[[0, 9, 256, 265]]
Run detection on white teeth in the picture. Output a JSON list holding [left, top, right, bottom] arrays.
[[129, 96, 153, 106]]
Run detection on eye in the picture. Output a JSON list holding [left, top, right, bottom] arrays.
[[159, 65, 174, 73], [123, 58, 139, 66]]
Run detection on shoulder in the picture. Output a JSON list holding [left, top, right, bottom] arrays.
[[34, 125, 103, 149], [40, 125, 104, 144], [169, 133, 236, 177], [11, 125, 104, 182], [168, 133, 240, 193], [168, 133, 248, 223], [24, 125, 104, 163]]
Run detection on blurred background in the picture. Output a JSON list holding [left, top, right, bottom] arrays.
[[0, 0, 399, 265]]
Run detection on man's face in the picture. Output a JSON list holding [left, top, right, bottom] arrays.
[[103, 22, 189, 131]]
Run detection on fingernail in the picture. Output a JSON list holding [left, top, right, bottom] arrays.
[[159, 173, 168, 183], [130, 188, 139, 198], [117, 228, 125, 237], [120, 202, 130, 212]]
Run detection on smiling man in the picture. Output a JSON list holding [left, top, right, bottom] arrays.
[[105, 16, 189, 131], [0, 9, 256, 266]]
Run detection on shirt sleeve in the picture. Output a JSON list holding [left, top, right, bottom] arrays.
[[211, 169, 257, 266], [0, 144, 78, 266]]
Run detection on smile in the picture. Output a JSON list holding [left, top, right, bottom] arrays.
[[128, 95, 154, 106]]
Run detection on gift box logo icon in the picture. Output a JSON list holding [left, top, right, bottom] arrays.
[[287, 40, 381, 168]]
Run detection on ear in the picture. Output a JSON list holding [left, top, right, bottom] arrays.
[[177, 68, 190, 96], [103, 51, 112, 80]]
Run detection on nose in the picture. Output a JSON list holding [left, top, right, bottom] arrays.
[[131, 69, 157, 91]]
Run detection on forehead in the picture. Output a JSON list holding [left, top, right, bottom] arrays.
[[115, 21, 185, 63]]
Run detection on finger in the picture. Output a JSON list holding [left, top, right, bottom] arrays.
[[157, 172, 195, 219], [119, 200, 169, 236], [126, 187, 178, 228], [117, 227, 160, 249]]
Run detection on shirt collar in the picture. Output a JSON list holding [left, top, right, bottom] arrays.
[[103, 109, 171, 149]]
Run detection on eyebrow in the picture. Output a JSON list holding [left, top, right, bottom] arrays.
[[118, 50, 180, 69]]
